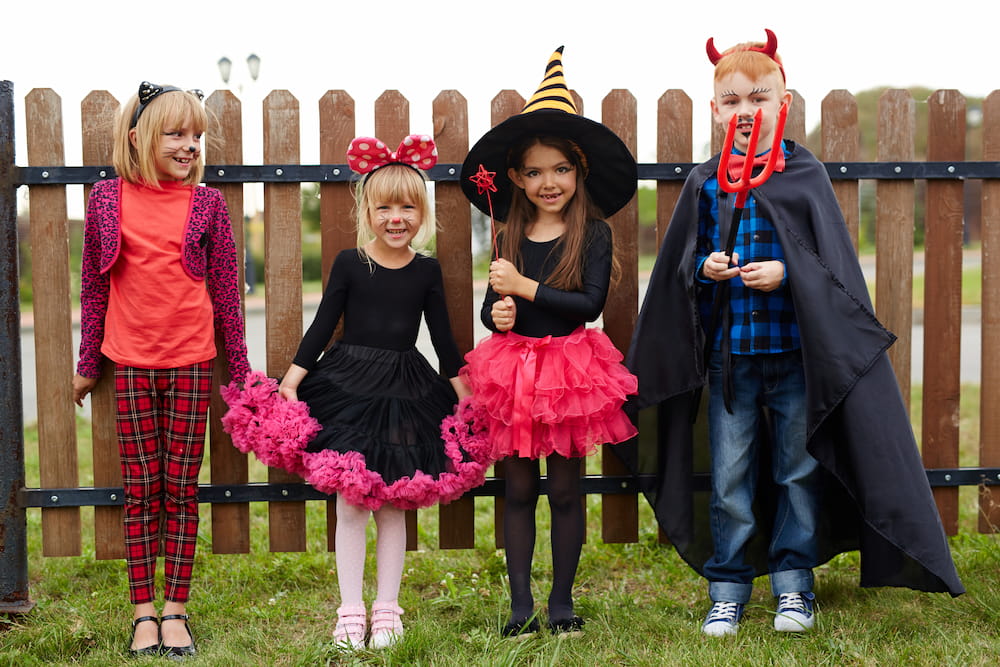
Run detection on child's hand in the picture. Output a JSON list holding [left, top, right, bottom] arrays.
[[72, 374, 97, 407], [740, 260, 785, 292], [278, 363, 308, 402], [450, 376, 472, 400], [702, 251, 741, 282], [278, 385, 298, 402], [491, 296, 517, 332], [488, 258, 524, 296]]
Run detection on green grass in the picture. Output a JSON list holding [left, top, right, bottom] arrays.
[[4, 388, 998, 666]]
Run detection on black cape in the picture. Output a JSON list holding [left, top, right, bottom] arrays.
[[620, 142, 963, 596]]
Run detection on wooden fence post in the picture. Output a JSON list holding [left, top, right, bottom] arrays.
[[373, 90, 422, 550], [822, 90, 860, 249], [876, 90, 916, 406], [433, 89, 476, 549], [26, 88, 80, 557], [923, 90, 966, 535], [980, 91, 1000, 532], [206, 89, 251, 554], [487, 89, 524, 550], [263, 90, 307, 552], [601, 89, 639, 544], [317, 90, 356, 551], [80, 90, 125, 559], [0, 79, 33, 613], [656, 90, 691, 246]]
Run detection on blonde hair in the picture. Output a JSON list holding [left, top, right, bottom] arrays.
[[713, 47, 785, 90], [354, 164, 436, 250], [113, 89, 207, 187]]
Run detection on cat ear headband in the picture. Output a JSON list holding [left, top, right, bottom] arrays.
[[705, 28, 785, 82], [346, 135, 438, 176], [130, 81, 205, 129]]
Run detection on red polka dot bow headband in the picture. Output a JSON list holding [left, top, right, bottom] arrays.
[[346, 134, 438, 175]]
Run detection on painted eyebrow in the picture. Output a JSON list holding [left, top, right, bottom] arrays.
[[750, 87, 772, 95], [720, 90, 737, 97]]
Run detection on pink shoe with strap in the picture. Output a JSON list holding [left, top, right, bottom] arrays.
[[333, 604, 367, 649], [369, 601, 404, 649]]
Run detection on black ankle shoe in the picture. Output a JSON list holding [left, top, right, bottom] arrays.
[[547, 615, 585, 635], [501, 616, 540, 639], [127, 615, 161, 657], [160, 613, 196, 659]]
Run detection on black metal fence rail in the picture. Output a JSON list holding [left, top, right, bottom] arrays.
[[13, 161, 1000, 186]]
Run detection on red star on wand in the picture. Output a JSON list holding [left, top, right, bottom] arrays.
[[468, 164, 499, 260]]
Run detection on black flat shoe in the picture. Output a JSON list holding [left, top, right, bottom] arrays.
[[127, 615, 161, 657], [547, 615, 585, 635], [160, 613, 196, 659], [501, 616, 540, 639]]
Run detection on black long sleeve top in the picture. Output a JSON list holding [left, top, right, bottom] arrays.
[[481, 219, 612, 338], [294, 249, 463, 377]]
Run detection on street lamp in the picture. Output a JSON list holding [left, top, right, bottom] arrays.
[[216, 53, 263, 294]]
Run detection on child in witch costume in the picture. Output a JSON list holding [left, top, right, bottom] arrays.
[[222, 135, 492, 650], [624, 29, 963, 636], [460, 47, 638, 637]]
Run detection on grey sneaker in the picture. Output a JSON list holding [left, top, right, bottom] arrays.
[[701, 601, 744, 636], [774, 591, 816, 632]]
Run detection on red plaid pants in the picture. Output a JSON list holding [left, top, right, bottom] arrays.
[[114, 361, 213, 604]]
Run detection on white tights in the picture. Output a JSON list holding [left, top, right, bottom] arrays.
[[335, 494, 406, 607]]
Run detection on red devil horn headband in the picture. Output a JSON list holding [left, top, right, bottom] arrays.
[[705, 28, 785, 82]]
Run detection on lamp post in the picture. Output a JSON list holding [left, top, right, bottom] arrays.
[[217, 54, 262, 294]]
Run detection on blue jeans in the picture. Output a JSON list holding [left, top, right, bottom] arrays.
[[703, 349, 820, 604]]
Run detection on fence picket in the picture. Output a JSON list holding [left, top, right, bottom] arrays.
[[26, 88, 80, 557], [80, 90, 125, 559], [487, 89, 525, 550], [876, 90, 916, 405], [262, 90, 307, 552], [432, 90, 476, 549], [317, 90, 357, 551], [601, 89, 639, 544], [980, 91, 1000, 532], [821, 90, 860, 249], [923, 90, 966, 535], [205, 90, 251, 554]]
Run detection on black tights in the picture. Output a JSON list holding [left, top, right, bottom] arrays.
[[503, 454, 584, 622]]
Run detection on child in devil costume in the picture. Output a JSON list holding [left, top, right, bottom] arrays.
[[623, 29, 963, 636]]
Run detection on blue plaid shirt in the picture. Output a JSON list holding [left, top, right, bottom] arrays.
[[696, 145, 800, 354]]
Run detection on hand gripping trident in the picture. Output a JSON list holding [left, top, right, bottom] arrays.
[[705, 101, 788, 413]]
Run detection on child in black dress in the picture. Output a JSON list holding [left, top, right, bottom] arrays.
[[223, 134, 491, 650]]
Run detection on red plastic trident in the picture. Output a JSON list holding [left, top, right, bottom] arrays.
[[708, 101, 788, 413], [715, 102, 789, 257]]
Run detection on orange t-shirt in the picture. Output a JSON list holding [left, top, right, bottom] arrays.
[[101, 180, 216, 369]]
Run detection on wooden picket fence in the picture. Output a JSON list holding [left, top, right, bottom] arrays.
[[8, 84, 1000, 564]]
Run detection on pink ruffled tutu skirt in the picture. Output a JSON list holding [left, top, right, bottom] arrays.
[[459, 327, 638, 460], [221, 343, 493, 511]]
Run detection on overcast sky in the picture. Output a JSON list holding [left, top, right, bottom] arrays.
[[4, 0, 995, 206]]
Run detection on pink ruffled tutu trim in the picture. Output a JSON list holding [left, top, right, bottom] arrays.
[[460, 327, 638, 459], [220, 370, 493, 511]]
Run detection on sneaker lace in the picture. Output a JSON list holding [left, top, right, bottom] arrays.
[[706, 601, 741, 623], [778, 593, 809, 613]]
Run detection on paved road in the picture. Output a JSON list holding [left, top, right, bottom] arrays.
[[18, 257, 984, 424]]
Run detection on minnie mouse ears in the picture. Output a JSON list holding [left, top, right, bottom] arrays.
[[346, 134, 438, 175]]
